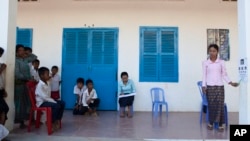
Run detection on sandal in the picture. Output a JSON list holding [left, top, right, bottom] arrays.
[[218, 126, 224, 132], [207, 124, 213, 130]]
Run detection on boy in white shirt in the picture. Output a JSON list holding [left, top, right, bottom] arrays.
[[35, 67, 65, 131], [50, 66, 61, 100], [82, 79, 100, 116], [30, 59, 40, 82], [73, 78, 87, 115]]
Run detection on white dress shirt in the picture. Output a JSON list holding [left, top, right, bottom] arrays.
[[82, 89, 98, 106], [73, 85, 87, 104], [31, 67, 40, 82], [50, 73, 61, 91], [35, 80, 56, 107]]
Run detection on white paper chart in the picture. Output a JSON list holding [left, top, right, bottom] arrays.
[[238, 58, 248, 82]]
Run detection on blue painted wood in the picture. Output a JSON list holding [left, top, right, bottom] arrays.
[[139, 27, 178, 82], [16, 28, 33, 48], [62, 28, 118, 110]]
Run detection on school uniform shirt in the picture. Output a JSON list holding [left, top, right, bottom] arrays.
[[30, 66, 40, 82], [73, 85, 87, 104], [81, 89, 98, 106], [0, 63, 5, 90], [118, 79, 136, 95], [35, 80, 56, 107], [50, 73, 61, 91], [202, 58, 231, 87]]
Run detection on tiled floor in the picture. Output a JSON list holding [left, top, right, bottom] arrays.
[[8, 110, 238, 141]]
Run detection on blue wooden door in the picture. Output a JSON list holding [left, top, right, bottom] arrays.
[[62, 28, 118, 110], [62, 29, 89, 109], [89, 30, 118, 110]]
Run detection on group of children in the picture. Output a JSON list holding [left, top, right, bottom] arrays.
[[27, 49, 101, 128], [73, 78, 100, 116]]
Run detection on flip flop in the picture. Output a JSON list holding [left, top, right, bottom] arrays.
[[218, 126, 224, 132], [207, 124, 213, 130]]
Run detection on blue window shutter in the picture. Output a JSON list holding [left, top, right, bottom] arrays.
[[160, 29, 178, 82], [16, 28, 33, 48], [140, 27, 178, 82], [77, 31, 88, 64], [64, 30, 77, 64], [103, 31, 116, 64], [140, 29, 158, 82], [91, 31, 103, 64]]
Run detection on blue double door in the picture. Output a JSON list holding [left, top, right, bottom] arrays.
[[62, 28, 118, 110]]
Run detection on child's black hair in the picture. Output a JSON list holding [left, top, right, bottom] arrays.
[[208, 44, 219, 52], [86, 79, 93, 85], [76, 77, 84, 85], [38, 67, 49, 77], [24, 47, 32, 52], [120, 72, 128, 78], [0, 47, 4, 55], [51, 65, 59, 70], [16, 44, 24, 53], [32, 59, 40, 64]]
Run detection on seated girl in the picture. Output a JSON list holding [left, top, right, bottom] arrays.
[[118, 72, 136, 118]]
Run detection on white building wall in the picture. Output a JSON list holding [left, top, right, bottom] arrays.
[[17, 0, 239, 112]]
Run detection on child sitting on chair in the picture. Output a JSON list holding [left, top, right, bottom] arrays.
[[73, 77, 86, 115], [82, 79, 100, 116], [35, 67, 65, 131]]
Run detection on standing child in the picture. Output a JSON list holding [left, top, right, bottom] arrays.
[[35, 67, 65, 131], [82, 79, 100, 116], [30, 59, 40, 83], [50, 66, 61, 100], [73, 78, 86, 115]]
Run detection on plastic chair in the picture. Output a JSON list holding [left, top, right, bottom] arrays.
[[26, 81, 61, 135], [197, 81, 228, 127], [150, 87, 168, 117]]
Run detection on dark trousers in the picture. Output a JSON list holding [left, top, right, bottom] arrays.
[[40, 100, 65, 122], [0, 89, 9, 121], [89, 98, 100, 109]]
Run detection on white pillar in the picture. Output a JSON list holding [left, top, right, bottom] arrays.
[[238, 0, 250, 124], [0, 0, 17, 130]]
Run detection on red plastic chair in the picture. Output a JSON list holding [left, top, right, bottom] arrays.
[[26, 81, 54, 135]]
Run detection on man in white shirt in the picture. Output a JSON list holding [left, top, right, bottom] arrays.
[[35, 67, 65, 131]]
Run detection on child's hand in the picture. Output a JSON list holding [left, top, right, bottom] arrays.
[[74, 105, 79, 109], [87, 99, 91, 104], [230, 82, 239, 87], [202, 87, 206, 94]]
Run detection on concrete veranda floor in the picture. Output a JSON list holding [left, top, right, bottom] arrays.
[[7, 110, 238, 141]]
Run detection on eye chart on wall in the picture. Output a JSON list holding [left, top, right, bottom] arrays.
[[238, 58, 248, 83]]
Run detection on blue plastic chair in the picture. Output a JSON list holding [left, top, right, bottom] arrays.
[[197, 81, 228, 127], [150, 87, 168, 117]]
